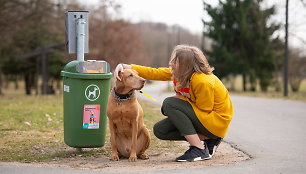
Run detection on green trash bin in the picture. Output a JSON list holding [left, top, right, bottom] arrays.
[[61, 60, 112, 148]]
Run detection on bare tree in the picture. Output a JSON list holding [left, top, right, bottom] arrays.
[[87, 3, 150, 70], [135, 22, 201, 67]]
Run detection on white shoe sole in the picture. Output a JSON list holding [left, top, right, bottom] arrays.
[[176, 155, 212, 162]]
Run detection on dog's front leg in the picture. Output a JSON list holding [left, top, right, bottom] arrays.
[[129, 118, 138, 162], [109, 120, 119, 161]]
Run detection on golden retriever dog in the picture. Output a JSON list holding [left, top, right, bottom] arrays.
[[106, 69, 150, 162]]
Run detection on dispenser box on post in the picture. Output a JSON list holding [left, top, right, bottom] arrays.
[[65, 11, 89, 54]]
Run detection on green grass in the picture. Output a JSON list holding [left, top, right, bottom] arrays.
[[0, 87, 182, 163], [0, 89, 65, 162]]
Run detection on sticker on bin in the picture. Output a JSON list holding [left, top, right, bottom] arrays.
[[64, 85, 70, 92], [83, 104, 100, 129]]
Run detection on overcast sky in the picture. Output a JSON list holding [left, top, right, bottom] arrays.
[[83, 0, 306, 51], [114, 0, 218, 34]]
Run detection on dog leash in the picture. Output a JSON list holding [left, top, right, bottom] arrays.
[[137, 90, 162, 105]]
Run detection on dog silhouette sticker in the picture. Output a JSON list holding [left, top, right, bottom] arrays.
[[85, 84, 100, 101]]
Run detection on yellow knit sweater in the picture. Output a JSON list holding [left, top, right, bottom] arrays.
[[131, 64, 233, 137]]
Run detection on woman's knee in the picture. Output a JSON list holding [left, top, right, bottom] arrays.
[[153, 122, 186, 141], [162, 97, 177, 107], [153, 122, 165, 140], [153, 119, 172, 140], [161, 97, 178, 116]]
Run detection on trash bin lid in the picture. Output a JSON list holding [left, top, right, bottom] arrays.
[[61, 60, 112, 79]]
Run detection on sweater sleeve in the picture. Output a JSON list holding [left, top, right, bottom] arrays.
[[131, 64, 172, 81]]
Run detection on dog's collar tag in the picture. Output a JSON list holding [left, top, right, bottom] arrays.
[[112, 88, 134, 102]]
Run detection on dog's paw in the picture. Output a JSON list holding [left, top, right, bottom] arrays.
[[111, 154, 120, 161], [128, 155, 137, 162], [138, 153, 149, 160]]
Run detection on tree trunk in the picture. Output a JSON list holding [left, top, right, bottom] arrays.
[[24, 73, 31, 95], [0, 72, 3, 95], [14, 75, 19, 90], [242, 74, 247, 92]]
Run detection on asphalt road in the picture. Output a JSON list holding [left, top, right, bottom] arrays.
[[1, 81, 306, 174]]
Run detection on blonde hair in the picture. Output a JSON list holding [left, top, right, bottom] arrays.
[[169, 45, 214, 88]]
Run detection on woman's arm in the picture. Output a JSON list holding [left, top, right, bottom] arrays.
[[131, 64, 172, 81], [114, 63, 172, 81]]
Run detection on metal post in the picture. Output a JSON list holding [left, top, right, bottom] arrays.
[[76, 18, 86, 61], [284, 0, 289, 97]]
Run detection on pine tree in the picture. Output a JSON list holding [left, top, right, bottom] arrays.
[[203, 0, 280, 91]]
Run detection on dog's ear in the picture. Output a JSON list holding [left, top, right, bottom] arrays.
[[118, 71, 124, 81]]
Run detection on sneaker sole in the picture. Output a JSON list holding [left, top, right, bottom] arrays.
[[211, 145, 217, 156], [208, 143, 222, 156], [176, 155, 212, 162]]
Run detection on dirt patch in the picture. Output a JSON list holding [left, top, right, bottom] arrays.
[[8, 141, 249, 172]]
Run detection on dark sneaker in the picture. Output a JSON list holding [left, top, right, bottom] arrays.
[[176, 143, 211, 162], [204, 138, 223, 156]]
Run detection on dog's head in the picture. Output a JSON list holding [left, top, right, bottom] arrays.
[[117, 69, 146, 91]]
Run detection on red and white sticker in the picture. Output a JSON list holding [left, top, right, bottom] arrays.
[[82, 105, 100, 129]]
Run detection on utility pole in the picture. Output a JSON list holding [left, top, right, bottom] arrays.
[[284, 0, 289, 97], [201, 1, 205, 51]]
